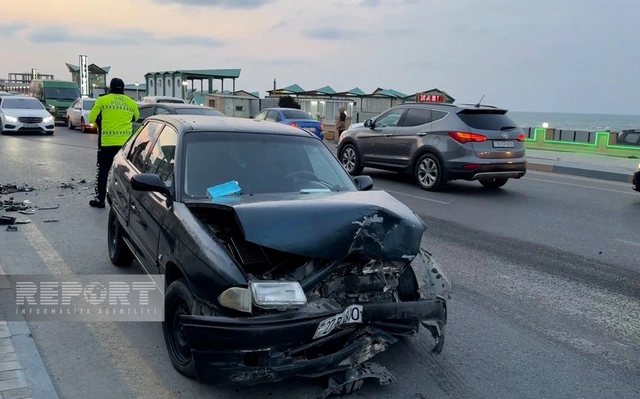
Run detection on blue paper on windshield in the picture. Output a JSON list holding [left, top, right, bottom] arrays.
[[206, 180, 242, 199]]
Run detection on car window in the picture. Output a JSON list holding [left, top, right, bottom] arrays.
[[375, 109, 404, 128], [457, 110, 519, 131], [182, 132, 358, 197], [1, 98, 44, 109], [431, 110, 448, 122], [127, 121, 165, 171], [145, 124, 178, 185], [138, 106, 153, 122], [82, 100, 95, 110], [282, 109, 314, 120], [400, 108, 433, 127], [254, 111, 267, 121], [622, 132, 640, 144], [71, 100, 80, 109], [154, 107, 171, 115], [265, 111, 280, 122]]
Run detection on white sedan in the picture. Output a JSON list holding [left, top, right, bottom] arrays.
[[0, 96, 55, 135], [66, 97, 97, 133]]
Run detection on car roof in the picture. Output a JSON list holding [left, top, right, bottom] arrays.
[[146, 114, 315, 138], [396, 102, 507, 112], [141, 103, 206, 109]]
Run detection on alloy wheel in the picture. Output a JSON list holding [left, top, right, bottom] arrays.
[[418, 157, 438, 188]]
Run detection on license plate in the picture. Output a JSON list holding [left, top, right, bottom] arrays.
[[23, 123, 39, 128], [493, 141, 514, 148], [313, 304, 363, 339]]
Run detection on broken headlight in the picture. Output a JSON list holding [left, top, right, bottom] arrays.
[[218, 281, 307, 314]]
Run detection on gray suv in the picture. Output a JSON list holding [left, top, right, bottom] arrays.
[[337, 103, 527, 191]]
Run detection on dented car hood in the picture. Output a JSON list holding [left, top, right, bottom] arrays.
[[184, 190, 426, 260]]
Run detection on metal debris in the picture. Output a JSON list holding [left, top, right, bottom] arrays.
[[37, 206, 59, 211], [43, 219, 59, 223], [58, 182, 76, 189], [6, 226, 17, 232], [0, 184, 35, 195]]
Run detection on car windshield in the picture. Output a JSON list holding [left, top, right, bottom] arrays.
[[282, 109, 314, 120], [1, 98, 44, 110], [44, 87, 80, 101], [82, 100, 95, 110], [182, 132, 358, 197], [173, 107, 224, 116]]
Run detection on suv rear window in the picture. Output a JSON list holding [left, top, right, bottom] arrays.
[[457, 110, 519, 131]]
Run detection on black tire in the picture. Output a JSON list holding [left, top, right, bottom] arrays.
[[67, 118, 75, 130], [339, 143, 363, 175], [479, 178, 508, 189], [162, 278, 197, 379], [107, 208, 133, 266], [414, 153, 446, 191]]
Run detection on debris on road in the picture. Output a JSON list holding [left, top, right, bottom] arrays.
[[0, 215, 16, 225], [58, 182, 76, 190], [6, 226, 17, 232], [0, 183, 35, 195], [43, 219, 59, 223], [38, 206, 60, 211]]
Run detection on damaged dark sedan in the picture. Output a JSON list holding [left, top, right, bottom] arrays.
[[105, 114, 453, 397]]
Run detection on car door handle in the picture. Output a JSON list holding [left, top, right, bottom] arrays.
[[384, 134, 393, 138], [417, 132, 427, 137]]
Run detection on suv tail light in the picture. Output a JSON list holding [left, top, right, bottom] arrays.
[[448, 131, 487, 143], [517, 133, 526, 141]]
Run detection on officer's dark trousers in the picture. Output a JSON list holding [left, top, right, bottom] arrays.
[[94, 146, 121, 202]]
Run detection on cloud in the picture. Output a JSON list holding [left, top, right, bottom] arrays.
[[0, 22, 26, 37], [359, 0, 417, 6], [302, 27, 366, 41], [27, 26, 225, 47], [151, 0, 273, 8]]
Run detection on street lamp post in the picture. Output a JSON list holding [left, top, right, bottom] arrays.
[[135, 81, 139, 100], [182, 80, 188, 100]]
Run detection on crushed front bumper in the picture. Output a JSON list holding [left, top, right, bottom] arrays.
[[179, 298, 446, 385]]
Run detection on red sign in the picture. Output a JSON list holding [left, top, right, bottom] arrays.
[[416, 93, 445, 102]]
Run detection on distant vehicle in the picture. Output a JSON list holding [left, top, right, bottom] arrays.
[[133, 103, 225, 131], [0, 96, 55, 135], [616, 129, 640, 146], [338, 102, 527, 191], [139, 96, 186, 104], [66, 97, 97, 133], [0, 91, 13, 96], [254, 107, 324, 139], [28, 79, 80, 123]]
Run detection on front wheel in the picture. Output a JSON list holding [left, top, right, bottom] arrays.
[[415, 153, 446, 191], [107, 208, 133, 266], [67, 118, 75, 130], [162, 279, 197, 379], [479, 178, 508, 189], [339, 144, 363, 175]]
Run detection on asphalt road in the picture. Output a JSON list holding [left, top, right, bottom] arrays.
[[1, 127, 639, 399]]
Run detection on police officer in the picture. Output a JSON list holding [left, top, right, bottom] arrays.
[[88, 78, 139, 208]]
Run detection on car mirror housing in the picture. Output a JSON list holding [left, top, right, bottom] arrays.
[[131, 173, 172, 198], [364, 119, 373, 128], [353, 175, 373, 191]]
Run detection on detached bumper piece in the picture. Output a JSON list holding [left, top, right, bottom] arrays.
[[179, 298, 446, 396]]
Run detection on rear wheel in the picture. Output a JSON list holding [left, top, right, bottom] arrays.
[[480, 178, 508, 189], [67, 118, 75, 130], [108, 208, 133, 266], [339, 144, 363, 175], [415, 153, 446, 191], [81, 118, 88, 133], [163, 278, 197, 379]]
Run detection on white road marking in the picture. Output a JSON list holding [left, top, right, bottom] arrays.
[[21, 225, 176, 399], [524, 177, 637, 196], [613, 238, 640, 248], [383, 189, 451, 205]]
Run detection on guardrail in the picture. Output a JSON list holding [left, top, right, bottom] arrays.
[[524, 127, 640, 157]]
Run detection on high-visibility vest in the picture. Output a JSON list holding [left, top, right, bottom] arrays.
[[89, 94, 140, 147]]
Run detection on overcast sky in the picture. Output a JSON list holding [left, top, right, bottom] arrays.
[[1, 0, 638, 114]]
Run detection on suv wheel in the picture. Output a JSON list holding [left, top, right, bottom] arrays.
[[67, 118, 74, 130], [108, 208, 133, 266], [480, 178, 508, 189], [163, 278, 197, 379], [339, 144, 363, 175], [415, 153, 445, 191]]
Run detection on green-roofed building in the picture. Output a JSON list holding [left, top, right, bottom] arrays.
[[144, 69, 241, 100], [65, 63, 110, 91]]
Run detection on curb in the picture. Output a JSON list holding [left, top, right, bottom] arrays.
[[527, 162, 634, 183], [0, 271, 59, 399]]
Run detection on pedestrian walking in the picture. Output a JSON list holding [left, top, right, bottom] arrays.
[[336, 106, 347, 142], [88, 78, 139, 208]]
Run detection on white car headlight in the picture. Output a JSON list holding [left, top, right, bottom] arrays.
[[4, 115, 18, 123], [217, 281, 307, 314], [43, 115, 54, 123]]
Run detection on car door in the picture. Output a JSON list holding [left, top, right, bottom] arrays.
[[69, 99, 81, 125], [388, 108, 435, 167], [129, 123, 178, 273], [107, 124, 143, 225], [123, 121, 165, 271], [359, 108, 405, 165]]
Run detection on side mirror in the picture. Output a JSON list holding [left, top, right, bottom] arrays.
[[131, 173, 172, 198], [354, 175, 373, 191], [364, 119, 373, 128]]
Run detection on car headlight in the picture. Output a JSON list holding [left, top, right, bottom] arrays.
[[218, 281, 307, 314], [48, 105, 55, 113], [43, 115, 54, 123], [4, 115, 17, 123]]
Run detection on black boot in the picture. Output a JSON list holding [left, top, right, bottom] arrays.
[[89, 198, 105, 208]]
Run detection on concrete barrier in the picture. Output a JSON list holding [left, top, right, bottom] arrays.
[[524, 128, 640, 158]]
